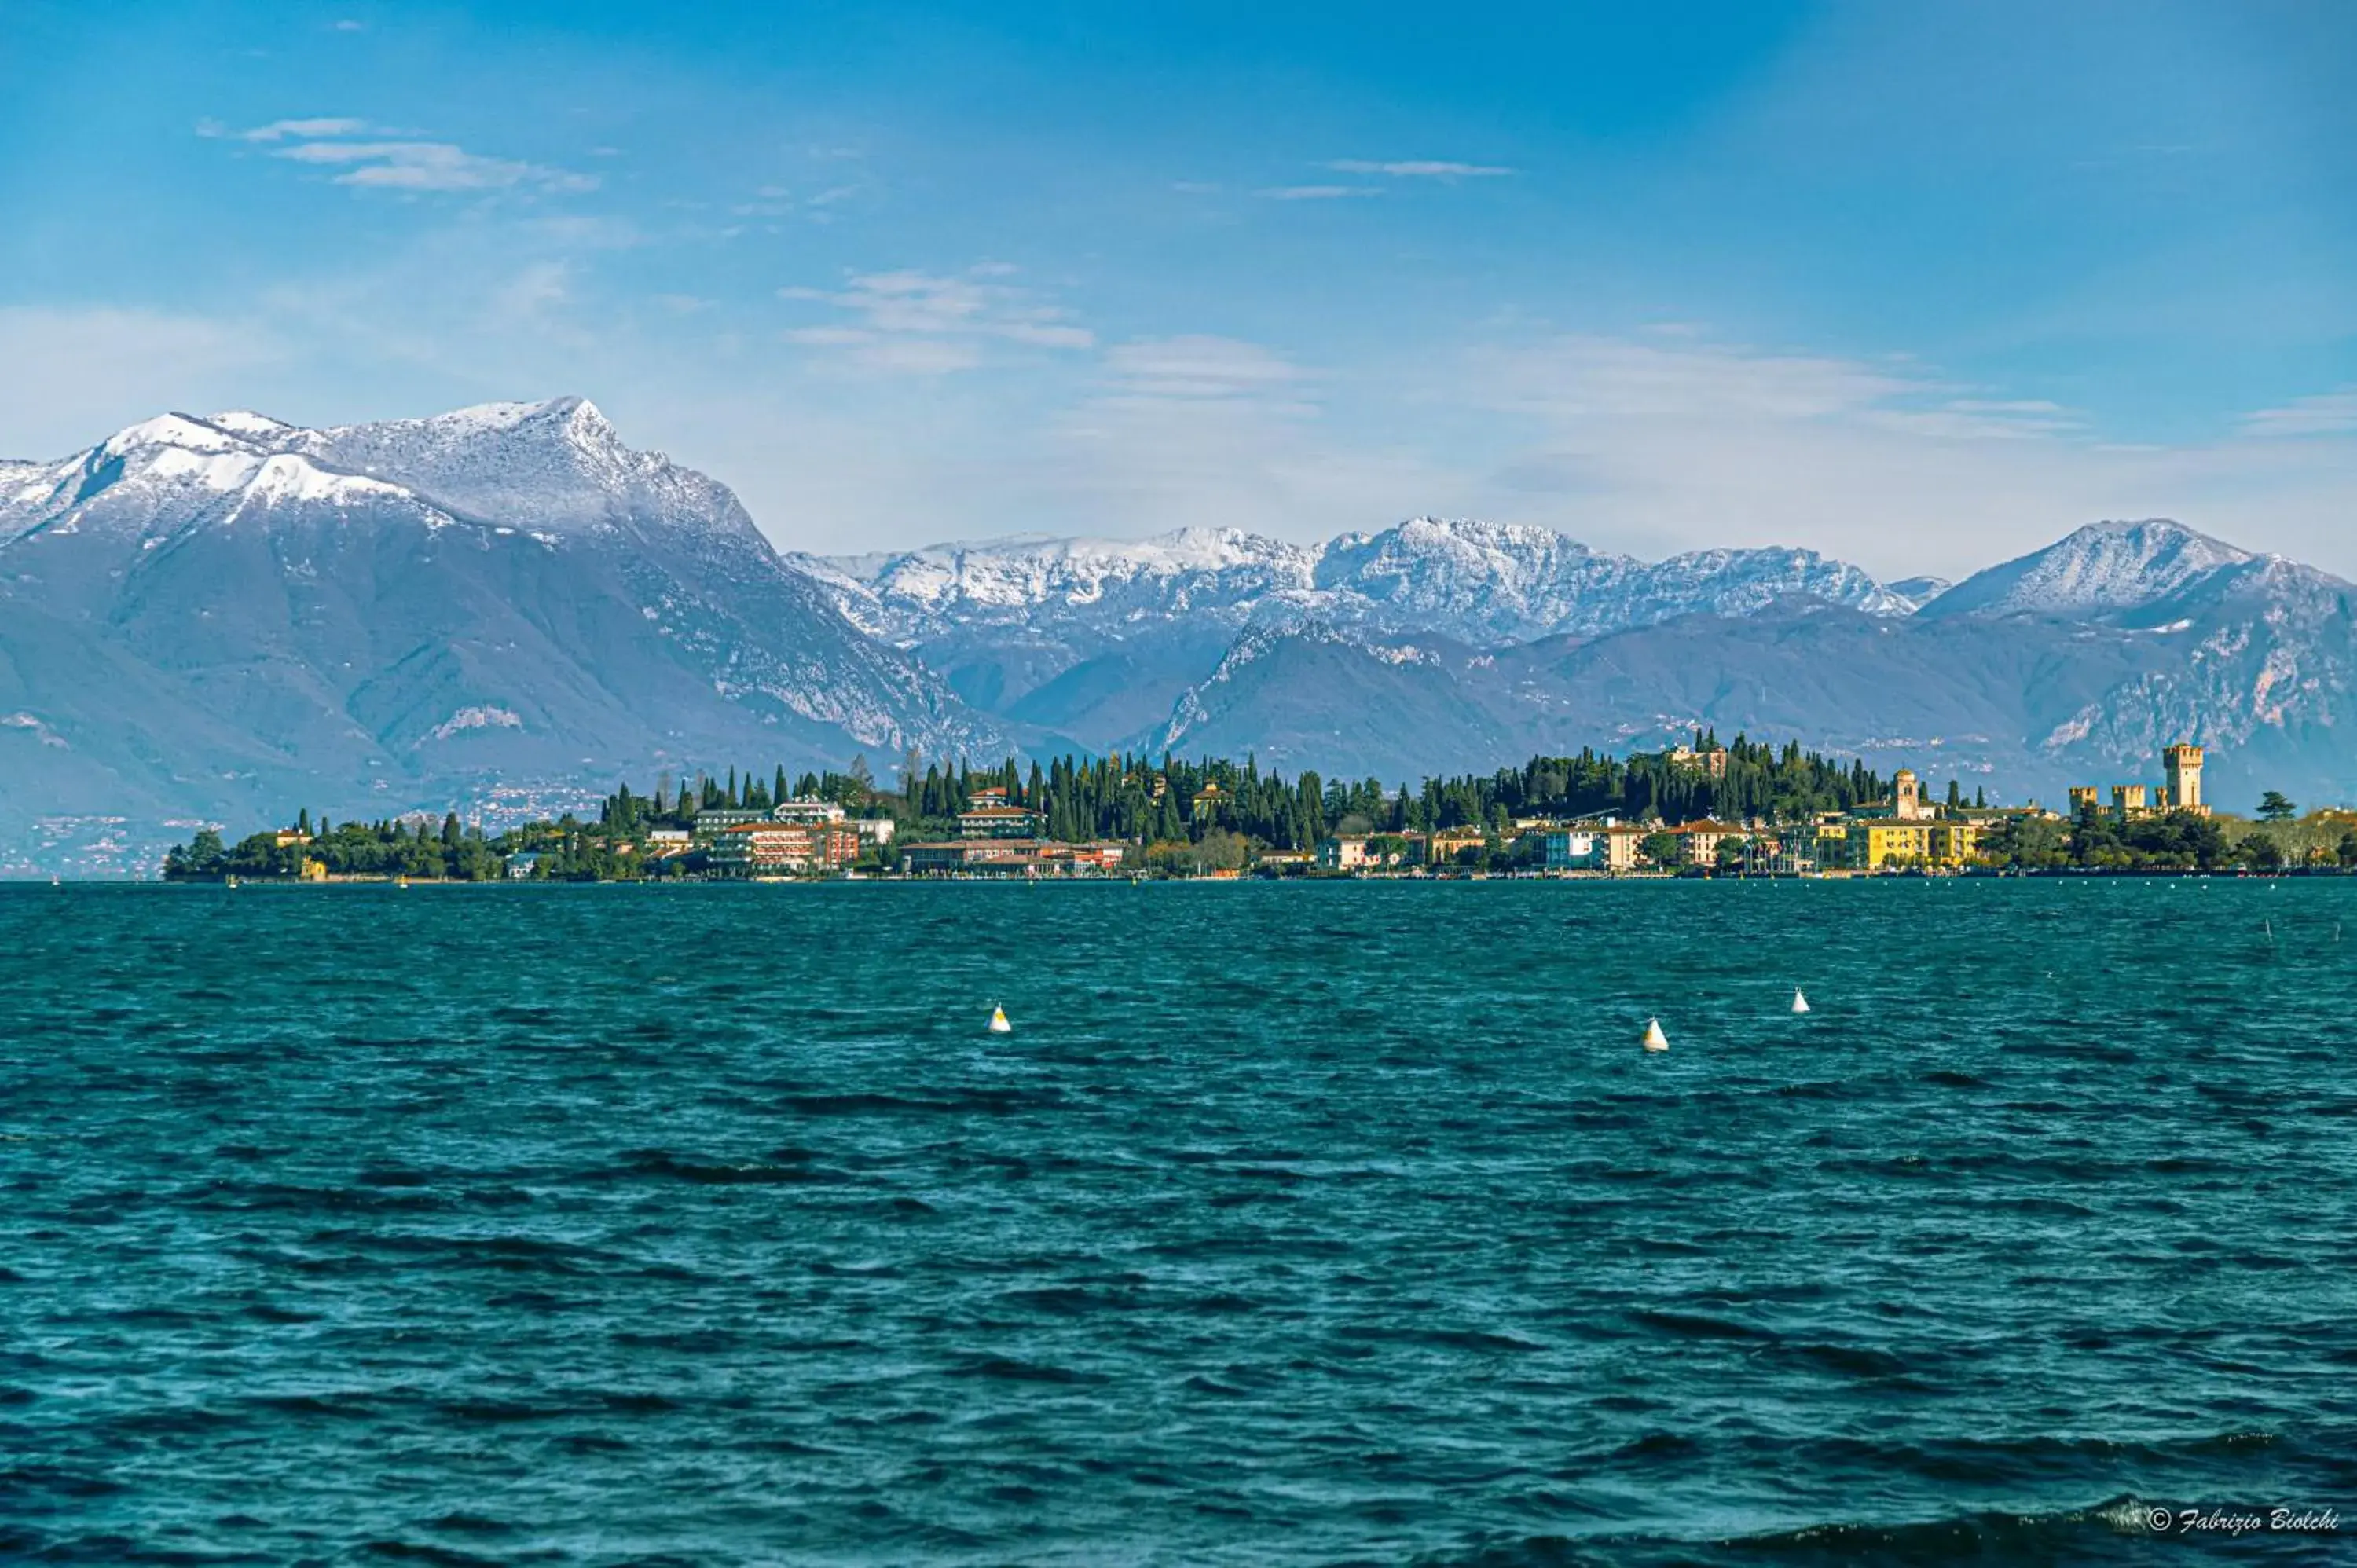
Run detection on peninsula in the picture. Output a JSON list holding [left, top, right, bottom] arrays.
[[159, 737, 2355, 883]]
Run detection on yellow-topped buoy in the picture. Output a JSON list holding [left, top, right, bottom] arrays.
[[1641, 1017, 1669, 1053], [988, 1005, 1012, 1035]]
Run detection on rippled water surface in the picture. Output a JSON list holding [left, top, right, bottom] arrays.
[[3, 879, 2355, 1565]]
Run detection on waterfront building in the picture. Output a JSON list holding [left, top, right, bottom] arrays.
[[1601, 824, 1649, 871], [771, 797, 847, 825], [1853, 821, 1933, 868], [958, 803, 1046, 839], [1666, 819, 1742, 868], [1427, 826, 1487, 865], [900, 839, 1125, 877], [689, 808, 771, 833], [1926, 820, 1985, 865], [707, 822, 859, 875], [504, 852, 541, 879], [1316, 834, 1409, 870], [852, 817, 896, 847], [1523, 826, 1609, 870], [1061, 842, 1131, 871]]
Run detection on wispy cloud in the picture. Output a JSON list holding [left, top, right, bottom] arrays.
[[273, 140, 597, 192], [200, 116, 373, 141], [2240, 387, 2357, 438], [1102, 336, 1307, 401], [1255, 185, 1384, 201], [207, 119, 596, 193], [1473, 334, 2087, 440], [779, 267, 1092, 375], [1326, 159, 1513, 178]]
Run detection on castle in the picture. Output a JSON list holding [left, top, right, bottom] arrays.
[[2069, 743, 2207, 822]]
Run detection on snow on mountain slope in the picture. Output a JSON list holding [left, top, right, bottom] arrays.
[[0, 398, 1008, 872], [0, 397, 778, 559], [797, 515, 1916, 650], [1923, 518, 2259, 620], [788, 526, 1318, 640], [1886, 576, 1952, 609]]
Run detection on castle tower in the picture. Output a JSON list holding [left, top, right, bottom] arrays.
[[2113, 784, 2148, 818], [1893, 768, 1923, 821], [2162, 743, 2205, 812], [2068, 786, 2100, 815]]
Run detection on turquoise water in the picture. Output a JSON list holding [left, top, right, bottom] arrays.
[[2, 880, 2352, 1565]]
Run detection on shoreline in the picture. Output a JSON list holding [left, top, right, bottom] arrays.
[[24, 866, 2354, 888]]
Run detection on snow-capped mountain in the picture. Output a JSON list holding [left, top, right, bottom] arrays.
[[1124, 517, 2356, 806], [786, 517, 1925, 753], [1920, 518, 2259, 620], [0, 399, 1002, 873], [788, 526, 1316, 642], [1309, 518, 1913, 641], [792, 515, 1913, 648]]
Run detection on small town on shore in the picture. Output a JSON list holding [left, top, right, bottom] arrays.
[[157, 734, 2357, 885]]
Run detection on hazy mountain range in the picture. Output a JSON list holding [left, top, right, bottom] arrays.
[[4, 397, 2351, 873]]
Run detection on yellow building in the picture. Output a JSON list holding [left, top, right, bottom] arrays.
[[1426, 826, 1488, 863], [1859, 821, 1935, 867], [1812, 821, 1850, 866], [1926, 820, 1984, 866]]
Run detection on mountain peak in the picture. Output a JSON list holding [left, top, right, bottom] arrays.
[[101, 412, 255, 459], [1927, 517, 2256, 620], [205, 410, 295, 439], [0, 395, 764, 552]]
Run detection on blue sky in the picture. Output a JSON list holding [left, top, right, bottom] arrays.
[[2, 1, 2354, 577]]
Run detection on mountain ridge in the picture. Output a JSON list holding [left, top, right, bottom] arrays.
[[3, 397, 2352, 871]]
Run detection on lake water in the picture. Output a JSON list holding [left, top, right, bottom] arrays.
[[2, 880, 2352, 1565]]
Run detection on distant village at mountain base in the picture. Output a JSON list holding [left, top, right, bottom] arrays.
[[156, 735, 2357, 885]]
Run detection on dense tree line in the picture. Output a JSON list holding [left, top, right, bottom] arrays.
[[163, 736, 2347, 881], [163, 810, 508, 881], [159, 737, 1906, 881], [1974, 806, 2357, 873]]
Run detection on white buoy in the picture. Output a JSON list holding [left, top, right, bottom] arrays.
[[988, 1004, 1012, 1035], [1641, 1017, 1670, 1053], [1791, 988, 1811, 1015]]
